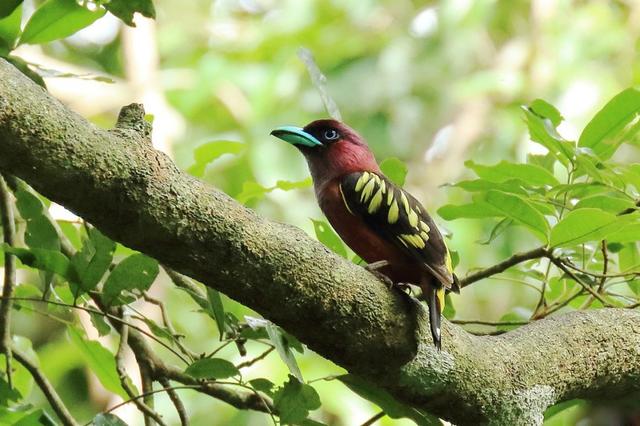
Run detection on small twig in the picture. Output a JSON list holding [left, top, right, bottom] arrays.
[[3, 296, 189, 364], [360, 411, 385, 426], [236, 346, 275, 369], [94, 385, 203, 422], [0, 175, 16, 388], [140, 360, 156, 426], [532, 260, 552, 318], [158, 377, 189, 426], [546, 255, 611, 306], [13, 346, 79, 426], [116, 320, 167, 426], [297, 47, 342, 121], [137, 294, 198, 360], [460, 247, 548, 288]]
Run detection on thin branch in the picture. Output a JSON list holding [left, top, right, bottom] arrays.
[[140, 360, 155, 426], [546, 255, 611, 306], [360, 411, 385, 426], [158, 377, 189, 426], [141, 293, 198, 360], [4, 296, 189, 364], [116, 321, 168, 426], [0, 174, 16, 388], [95, 385, 202, 422], [13, 346, 78, 426], [160, 364, 274, 413], [236, 346, 275, 369], [460, 247, 547, 288]]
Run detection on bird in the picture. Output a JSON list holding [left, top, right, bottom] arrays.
[[271, 119, 459, 350]]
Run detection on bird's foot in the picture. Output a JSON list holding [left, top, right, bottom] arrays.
[[364, 261, 394, 288], [364, 261, 412, 294]]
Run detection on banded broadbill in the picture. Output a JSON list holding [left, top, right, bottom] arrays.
[[271, 119, 458, 349]]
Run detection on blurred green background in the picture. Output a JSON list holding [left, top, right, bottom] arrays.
[[6, 0, 640, 424]]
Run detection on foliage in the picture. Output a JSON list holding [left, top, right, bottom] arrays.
[[0, 1, 639, 425]]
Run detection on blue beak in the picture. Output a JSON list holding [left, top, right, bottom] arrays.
[[270, 126, 323, 147]]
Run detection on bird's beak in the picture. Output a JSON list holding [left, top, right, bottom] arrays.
[[270, 126, 323, 147]]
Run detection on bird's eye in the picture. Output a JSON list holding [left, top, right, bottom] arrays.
[[323, 129, 339, 141]]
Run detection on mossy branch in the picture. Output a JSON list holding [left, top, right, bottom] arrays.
[[1, 58, 639, 425]]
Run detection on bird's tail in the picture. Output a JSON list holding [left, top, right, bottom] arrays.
[[424, 284, 445, 351]]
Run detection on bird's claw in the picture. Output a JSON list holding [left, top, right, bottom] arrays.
[[364, 261, 411, 294]]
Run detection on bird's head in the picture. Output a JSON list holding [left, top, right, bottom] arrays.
[[271, 119, 380, 185]]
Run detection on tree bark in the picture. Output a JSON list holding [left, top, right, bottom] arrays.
[[0, 58, 638, 425]]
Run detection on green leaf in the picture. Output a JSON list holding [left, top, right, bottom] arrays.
[[466, 160, 559, 187], [579, 88, 640, 160], [529, 99, 563, 126], [265, 322, 303, 382], [380, 157, 408, 186], [1, 244, 71, 278], [496, 308, 531, 332], [0, 0, 21, 19], [103, 0, 155, 27], [338, 374, 439, 425], [574, 195, 635, 214], [14, 187, 60, 251], [437, 202, 500, 220], [606, 223, 640, 243], [71, 227, 116, 293], [619, 243, 640, 280], [185, 358, 239, 380], [484, 190, 549, 243], [442, 293, 455, 319], [0, 4, 21, 52], [102, 253, 159, 305], [274, 375, 321, 424], [206, 288, 226, 340], [522, 107, 574, 164], [236, 178, 312, 204], [187, 141, 244, 177], [0, 376, 21, 405], [274, 179, 313, 191], [5, 56, 45, 88], [67, 326, 128, 398], [92, 413, 129, 426], [453, 179, 527, 196], [250, 378, 276, 397], [89, 311, 112, 337], [310, 219, 347, 258], [550, 208, 629, 247], [19, 0, 106, 45], [13, 409, 56, 426], [477, 218, 513, 245], [543, 399, 586, 423]]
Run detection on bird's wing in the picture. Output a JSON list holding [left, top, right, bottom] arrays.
[[339, 171, 455, 288]]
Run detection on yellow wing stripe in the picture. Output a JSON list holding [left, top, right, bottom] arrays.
[[368, 187, 384, 213], [386, 190, 394, 206], [400, 192, 410, 215], [408, 209, 419, 228], [355, 172, 370, 192], [387, 200, 399, 224], [400, 233, 426, 249], [360, 177, 377, 202]]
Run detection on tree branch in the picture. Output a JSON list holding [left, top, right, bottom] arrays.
[[12, 346, 79, 426], [0, 174, 16, 388], [1, 58, 639, 425]]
